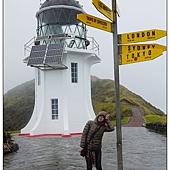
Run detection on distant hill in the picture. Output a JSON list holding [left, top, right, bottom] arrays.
[[3, 76, 165, 131], [4, 80, 35, 131]]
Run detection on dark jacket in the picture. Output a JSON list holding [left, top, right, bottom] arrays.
[[80, 111, 115, 151]]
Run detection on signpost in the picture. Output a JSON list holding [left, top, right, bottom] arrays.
[[118, 29, 167, 44], [77, 5, 124, 169], [118, 43, 166, 65], [112, 1, 123, 169], [118, 44, 167, 54], [77, 13, 112, 32], [77, 1, 166, 170], [119, 49, 164, 65], [92, 0, 114, 21]]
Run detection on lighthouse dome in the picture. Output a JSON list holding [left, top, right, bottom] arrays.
[[40, 0, 83, 10], [36, 0, 85, 25]]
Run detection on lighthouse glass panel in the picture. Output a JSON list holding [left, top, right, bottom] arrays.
[[71, 63, 78, 83], [51, 99, 58, 120], [36, 8, 87, 49]]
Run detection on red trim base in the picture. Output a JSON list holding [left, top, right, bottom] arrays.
[[18, 133, 30, 136], [70, 132, 83, 136], [19, 132, 82, 138], [27, 134, 62, 138], [62, 134, 72, 137]]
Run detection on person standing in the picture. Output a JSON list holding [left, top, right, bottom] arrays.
[[79, 111, 115, 170]]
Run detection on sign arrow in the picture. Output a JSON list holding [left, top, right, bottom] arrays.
[[77, 13, 112, 33], [119, 49, 164, 65], [118, 29, 167, 44], [118, 43, 166, 54], [92, 0, 114, 21]]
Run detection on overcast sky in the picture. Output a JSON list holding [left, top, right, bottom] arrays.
[[4, 0, 167, 113]]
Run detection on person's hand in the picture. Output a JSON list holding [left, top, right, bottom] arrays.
[[105, 114, 110, 120], [79, 147, 84, 153]]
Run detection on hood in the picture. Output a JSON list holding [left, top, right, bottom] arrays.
[[94, 111, 107, 123]]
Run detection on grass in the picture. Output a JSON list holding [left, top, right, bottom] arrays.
[[111, 117, 130, 126], [6, 130, 21, 134], [144, 115, 167, 124], [5, 115, 166, 133], [111, 114, 167, 126]]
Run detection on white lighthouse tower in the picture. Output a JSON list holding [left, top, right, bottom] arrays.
[[20, 0, 101, 137]]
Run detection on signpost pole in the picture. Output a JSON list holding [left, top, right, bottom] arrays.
[[112, 0, 123, 169]]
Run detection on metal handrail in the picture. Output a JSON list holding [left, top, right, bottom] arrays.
[[24, 36, 36, 56], [24, 35, 99, 57]]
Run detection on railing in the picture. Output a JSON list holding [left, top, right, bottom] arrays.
[[24, 34, 99, 57], [24, 37, 36, 56]]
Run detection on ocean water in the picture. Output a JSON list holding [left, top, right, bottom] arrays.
[[3, 127, 166, 170]]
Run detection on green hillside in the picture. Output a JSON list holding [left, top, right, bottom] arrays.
[[3, 76, 165, 131], [4, 80, 35, 130], [91, 76, 164, 118]]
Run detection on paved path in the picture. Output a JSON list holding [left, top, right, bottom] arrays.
[[123, 106, 145, 127], [4, 128, 166, 170]]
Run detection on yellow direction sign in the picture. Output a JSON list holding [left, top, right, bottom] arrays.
[[118, 29, 167, 44], [119, 49, 164, 65], [77, 13, 112, 33], [92, 0, 114, 21], [118, 43, 166, 54]]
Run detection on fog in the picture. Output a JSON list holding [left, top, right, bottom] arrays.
[[4, 0, 167, 113]]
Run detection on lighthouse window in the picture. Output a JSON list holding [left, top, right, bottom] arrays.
[[71, 63, 78, 83], [38, 69, 41, 85], [51, 99, 58, 120]]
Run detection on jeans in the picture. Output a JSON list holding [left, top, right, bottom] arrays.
[[85, 149, 102, 170]]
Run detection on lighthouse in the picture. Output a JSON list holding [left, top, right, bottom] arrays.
[[20, 0, 101, 137]]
